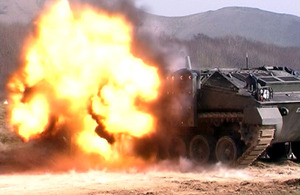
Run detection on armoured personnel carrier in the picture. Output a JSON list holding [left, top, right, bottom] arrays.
[[164, 63, 300, 167]]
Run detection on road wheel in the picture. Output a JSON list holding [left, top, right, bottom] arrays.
[[189, 135, 210, 164], [267, 143, 286, 161], [291, 141, 300, 161], [215, 136, 237, 165]]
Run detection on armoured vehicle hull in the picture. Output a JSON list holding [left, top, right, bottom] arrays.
[[164, 66, 300, 166]]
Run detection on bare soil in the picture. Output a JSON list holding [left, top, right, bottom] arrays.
[[0, 159, 299, 195], [0, 104, 299, 195]]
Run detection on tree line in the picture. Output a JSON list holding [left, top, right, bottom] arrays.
[[185, 34, 300, 70], [0, 22, 299, 97]]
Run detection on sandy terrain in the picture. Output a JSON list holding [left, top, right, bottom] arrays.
[[0, 104, 299, 195], [0, 160, 299, 195], [0, 142, 299, 195]]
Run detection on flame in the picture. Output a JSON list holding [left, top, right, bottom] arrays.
[[7, 0, 160, 162]]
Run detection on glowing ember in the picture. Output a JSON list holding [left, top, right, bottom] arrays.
[[7, 0, 160, 162]]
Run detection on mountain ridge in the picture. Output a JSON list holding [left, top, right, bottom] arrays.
[[142, 7, 300, 47], [0, 1, 299, 47]]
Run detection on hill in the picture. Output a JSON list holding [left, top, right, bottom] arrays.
[[1, 1, 299, 47], [0, 2, 299, 95], [143, 7, 300, 48]]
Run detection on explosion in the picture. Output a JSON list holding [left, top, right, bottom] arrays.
[[7, 0, 160, 164]]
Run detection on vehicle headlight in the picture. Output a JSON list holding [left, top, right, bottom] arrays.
[[263, 89, 270, 99], [257, 87, 272, 101]]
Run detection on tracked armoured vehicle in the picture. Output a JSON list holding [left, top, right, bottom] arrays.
[[164, 61, 300, 167]]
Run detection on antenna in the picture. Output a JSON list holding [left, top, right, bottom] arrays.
[[185, 56, 192, 70], [246, 53, 249, 69]]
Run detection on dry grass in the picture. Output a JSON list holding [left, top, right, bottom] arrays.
[[0, 103, 22, 145]]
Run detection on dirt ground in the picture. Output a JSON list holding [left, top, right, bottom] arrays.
[[0, 158, 299, 195], [0, 104, 299, 195]]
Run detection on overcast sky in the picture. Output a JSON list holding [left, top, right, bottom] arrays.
[[135, 0, 300, 17]]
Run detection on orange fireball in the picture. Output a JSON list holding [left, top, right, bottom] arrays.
[[7, 0, 160, 162]]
